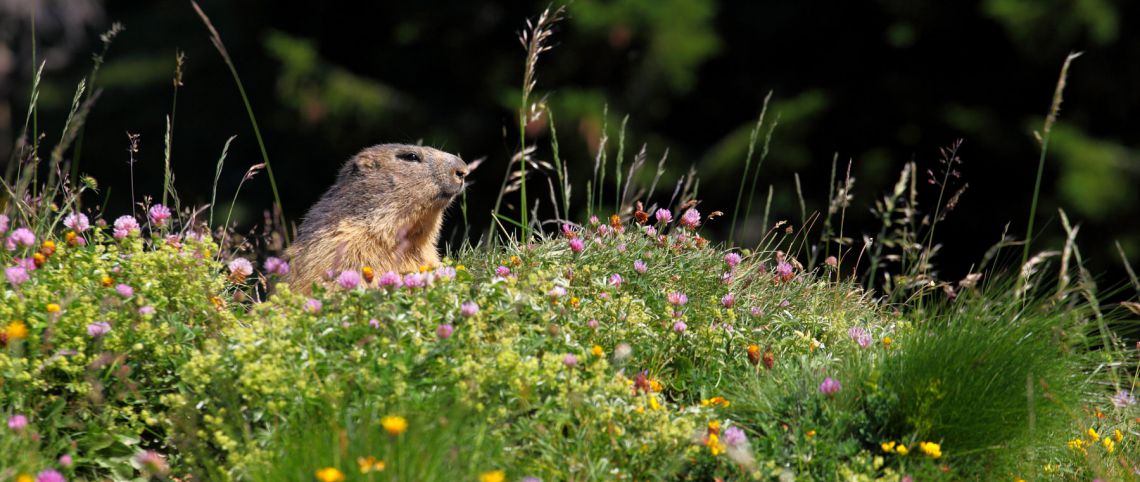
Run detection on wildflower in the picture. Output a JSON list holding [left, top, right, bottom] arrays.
[[35, 470, 65, 482], [1067, 438, 1086, 453], [673, 320, 687, 334], [763, 349, 775, 370], [6, 321, 28, 341], [549, 285, 567, 299], [701, 396, 731, 408], [59, 455, 73, 467], [336, 270, 361, 290], [459, 301, 479, 317], [919, 441, 942, 458], [112, 215, 140, 239], [228, 258, 253, 282], [568, 237, 584, 253], [402, 273, 427, 288], [435, 266, 456, 281], [895, 444, 909, 456], [587, 319, 599, 329], [521, 478, 542, 482], [378, 271, 401, 288], [357, 456, 385, 473], [479, 470, 506, 482], [46, 303, 61, 313], [644, 225, 657, 237], [1111, 390, 1136, 408], [666, 291, 688, 306], [87, 321, 112, 338], [138, 306, 156, 316], [775, 261, 794, 281], [304, 299, 322, 314], [881, 441, 897, 453], [591, 345, 604, 357], [115, 284, 134, 298], [655, 209, 672, 224], [8, 414, 28, 431], [721, 293, 735, 308], [0, 214, 6, 233], [901, 476, 913, 482], [747, 344, 761, 366], [436, 324, 454, 340], [724, 252, 742, 269], [369, 319, 380, 328], [135, 451, 170, 476], [563, 354, 579, 367], [634, 259, 647, 273], [883, 336, 893, 348], [30, 252, 44, 268], [706, 433, 726, 455], [609, 273, 623, 289], [597, 224, 611, 236], [101, 275, 113, 287], [9, 227, 35, 249], [723, 426, 747, 446], [5, 266, 28, 286], [561, 223, 575, 238], [1103, 437, 1115, 453], [819, 377, 841, 396], [148, 204, 172, 227], [825, 255, 838, 267], [750, 306, 762, 317], [314, 467, 345, 482], [617, 243, 627, 253], [847, 327, 872, 348], [614, 343, 632, 362], [1114, 429, 1124, 442], [779, 299, 791, 307], [381, 415, 408, 436], [1087, 427, 1099, 442], [680, 208, 701, 229], [495, 266, 511, 277], [264, 256, 290, 276], [39, 240, 56, 257]]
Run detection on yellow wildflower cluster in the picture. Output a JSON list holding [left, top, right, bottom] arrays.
[[880, 440, 908, 456], [357, 456, 386, 473], [5, 320, 28, 340], [480, 470, 506, 482], [381, 415, 408, 436], [700, 396, 731, 408], [918, 441, 942, 458], [314, 467, 345, 482]]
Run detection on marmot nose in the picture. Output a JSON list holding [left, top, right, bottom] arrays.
[[454, 165, 469, 180]]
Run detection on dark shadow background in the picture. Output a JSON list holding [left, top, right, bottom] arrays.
[[2, 0, 1138, 287]]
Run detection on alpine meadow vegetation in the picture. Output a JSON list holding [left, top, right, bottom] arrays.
[[2, 5, 1139, 482]]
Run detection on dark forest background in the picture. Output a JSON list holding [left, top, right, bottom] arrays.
[[2, 0, 1138, 286]]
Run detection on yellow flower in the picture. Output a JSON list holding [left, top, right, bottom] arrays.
[[1114, 429, 1124, 442], [6, 321, 28, 341], [46, 303, 61, 313], [1104, 437, 1115, 453], [17, 475, 33, 482], [883, 336, 893, 348], [419, 264, 430, 273], [101, 275, 113, 287], [456, 264, 466, 271], [1067, 438, 1087, 453], [1015, 479, 1026, 482], [648, 396, 661, 411], [510, 255, 521, 266], [357, 456, 385, 473], [806, 430, 816, 438], [570, 296, 581, 307], [896, 444, 909, 456], [591, 345, 604, 357], [362, 266, 375, 283], [707, 433, 725, 456], [381, 415, 408, 436], [1087, 427, 1099, 442], [479, 470, 506, 482], [880, 441, 897, 453], [314, 467, 345, 482], [649, 379, 663, 392], [919, 441, 942, 459], [700, 396, 731, 408], [707, 420, 721, 433]]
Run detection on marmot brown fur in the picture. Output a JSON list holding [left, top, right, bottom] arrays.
[[285, 144, 468, 292]]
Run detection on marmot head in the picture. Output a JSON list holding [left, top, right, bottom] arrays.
[[336, 144, 469, 212]]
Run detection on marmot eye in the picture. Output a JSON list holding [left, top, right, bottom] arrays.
[[396, 152, 421, 162]]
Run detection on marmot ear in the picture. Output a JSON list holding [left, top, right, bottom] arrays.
[[350, 153, 381, 174]]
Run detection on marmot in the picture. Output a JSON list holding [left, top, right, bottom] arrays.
[[285, 144, 468, 291]]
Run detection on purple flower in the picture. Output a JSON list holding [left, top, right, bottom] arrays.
[[597, 225, 611, 236], [63, 213, 90, 232], [435, 266, 457, 281], [134, 450, 170, 476], [655, 209, 673, 224], [644, 226, 657, 237], [779, 299, 791, 308], [436, 324, 454, 340], [521, 478, 542, 482], [116, 284, 134, 298], [138, 306, 156, 316], [563, 354, 578, 367], [264, 256, 290, 276], [8, 227, 35, 249], [617, 243, 627, 253], [1111, 389, 1136, 408], [0, 214, 7, 233], [776, 261, 794, 281], [16, 257, 35, 271], [723, 426, 747, 447], [589, 215, 600, 226], [148, 204, 172, 227], [228, 258, 253, 278], [847, 327, 872, 348], [819, 377, 842, 396], [6, 266, 29, 286], [461, 301, 479, 317], [721, 293, 735, 308], [561, 223, 574, 237], [369, 318, 381, 328], [750, 306, 763, 317], [666, 291, 688, 306], [549, 286, 567, 299], [113, 215, 140, 239], [495, 266, 511, 277], [673, 320, 687, 333], [402, 273, 427, 288], [587, 319, 599, 329], [59, 454, 73, 467], [35, 469, 66, 482], [378, 271, 401, 288], [679, 208, 701, 229], [634, 259, 647, 273], [569, 237, 585, 253], [721, 272, 734, 284], [87, 321, 112, 338], [337, 270, 361, 289], [724, 252, 742, 269], [609, 273, 623, 289], [901, 477, 913, 482], [304, 298, 322, 314], [8, 414, 28, 431]]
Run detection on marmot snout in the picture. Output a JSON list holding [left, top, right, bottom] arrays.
[[285, 144, 468, 291]]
